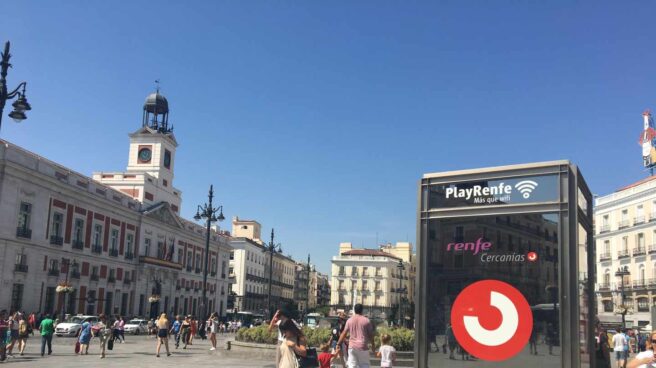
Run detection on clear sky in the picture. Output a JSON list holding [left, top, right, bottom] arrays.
[[2, 1, 655, 274]]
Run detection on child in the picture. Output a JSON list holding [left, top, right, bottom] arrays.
[[318, 342, 338, 368], [376, 334, 397, 368]]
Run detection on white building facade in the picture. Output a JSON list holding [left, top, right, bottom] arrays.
[[596, 176, 656, 329], [0, 91, 231, 318]]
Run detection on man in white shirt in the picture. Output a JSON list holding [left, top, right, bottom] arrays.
[[614, 330, 628, 368]]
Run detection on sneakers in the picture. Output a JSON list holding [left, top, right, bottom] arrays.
[[209, 347, 216, 351]]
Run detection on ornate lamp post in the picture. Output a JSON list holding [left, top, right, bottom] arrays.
[[615, 266, 631, 330], [194, 185, 225, 325], [0, 41, 31, 132], [262, 229, 282, 320], [57, 258, 77, 322]]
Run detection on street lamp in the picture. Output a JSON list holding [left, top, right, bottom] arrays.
[[194, 185, 225, 327], [0, 41, 31, 132], [262, 228, 282, 320], [615, 266, 631, 330], [396, 260, 407, 328], [60, 258, 78, 322]]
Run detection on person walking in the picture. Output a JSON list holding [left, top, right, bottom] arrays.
[[329, 312, 348, 367], [114, 316, 125, 343], [6, 312, 19, 357], [181, 316, 192, 349], [376, 334, 396, 368], [170, 315, 182, 349], [189, 317, 197, 345], [78, 321, 92, 355], [208, 312, 218, 351], [93, 314, 111, 359], [0, 310, 8, 361], [38, 313, 55, 357], [596, 328, 611, 368], [278, 319, 308, 368], [337, 304, 375, 368], [155, 313, 171, 358], [17, 314, 29, 356], [28, 313, 36, 336], [614, 330, 629, 368]]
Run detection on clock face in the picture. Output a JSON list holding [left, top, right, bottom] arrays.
[[138, 148, 152, 163], [164, 150, 171, 169]]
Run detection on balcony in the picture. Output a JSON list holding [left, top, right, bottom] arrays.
[[597, 283, 611, 291], [617, 249, 630, 259], [47, 268, 60, 276], [123, 278, 131, 285], [599, 252, 612, 261], [375, 273, 383, 278], [72, 240, 84, 250], [649, 244, 656, 254], [633, 247, 646, 257], [618, 220, 630, 229], [14, 264, 28, 273], [185, 285, 191, 291], [633, 280, 648, 289], [210, 271, 217, 277], [108, 276, 116, 283], [109, 248, 119, 257], [125, 252, 134, 260], [16, 227, 32, 239], [71, 270, 80, 279], [138, 256, 183, 271], [92, 245, 102, 254], [50, 235, 63, 246], [176, 284, 181, 290], [635, 216, 646, 225], [90, 274, 99, 281], [195, 268, 201, 274], [651, 212, 656, 222]]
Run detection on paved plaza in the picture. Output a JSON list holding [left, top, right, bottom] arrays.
[[0, 334, 275, 368]]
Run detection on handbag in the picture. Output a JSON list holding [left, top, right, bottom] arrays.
[[107, 338, 114, 351], [75, 341, 80, 354], [296, 347, 319, 368]]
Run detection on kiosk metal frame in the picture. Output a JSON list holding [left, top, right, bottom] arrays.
[[415, 161, 594, 368]]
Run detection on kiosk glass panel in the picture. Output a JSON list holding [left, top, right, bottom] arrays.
[[426, 213, 560, 367]]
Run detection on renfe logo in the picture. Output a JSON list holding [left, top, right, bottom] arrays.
[[451, 280, 533, 361], [445, 183, 512, 200], [447, 238, 492, 255]]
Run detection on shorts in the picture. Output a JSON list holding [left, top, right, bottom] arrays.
[[347, 348, 370, 368], [615, 351, 626, 360], [9, 330, 18, 339], [157, 329, 168, 338]]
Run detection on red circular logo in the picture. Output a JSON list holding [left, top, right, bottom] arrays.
[[451, 280, 533, 361], [527, 252, 538, 262]]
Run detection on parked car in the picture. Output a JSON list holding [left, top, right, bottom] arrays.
[[124, 319, 148, 335], [55, 315, 100, 337]]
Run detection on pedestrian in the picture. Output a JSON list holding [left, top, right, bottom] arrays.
[[329, 312, 348, 366], [17, 313, 29, 356], [112, 316, 121, 343], [93, 314, 111, 359], [529, 323, 538, 355], [155, 312, 171, 358], [614, 330, 629, 368], [208, 312, 218, 351], [596, 328, 611, 368], [0, 310, 8, 361], [28, 313, 36, 336], [181, 315, 191, 349], [278, 319, 308, 368], [318, 342, 339, 368], [624, 329, 634, 368], [38, 313, 55, 357], [627, 330, 656, 368], [189, 317, 197, 345], [170, 315, 182, 349], [446, 323, 457, 360], [337, 304, 375, 368], [148, 318, 156, 337], [6, 312, 18, 357], [269, 309, 293, 366], [117, 315, 125, 343], [376, 333, 396, 368], [78, 321, 92, 355]]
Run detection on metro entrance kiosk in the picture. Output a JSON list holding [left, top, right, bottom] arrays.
[[415, 161, 594, 368]]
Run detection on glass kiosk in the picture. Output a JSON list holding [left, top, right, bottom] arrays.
[[415, 161, 594, 368]]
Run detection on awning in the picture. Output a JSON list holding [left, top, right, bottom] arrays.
[[598, 314, 622, 323]]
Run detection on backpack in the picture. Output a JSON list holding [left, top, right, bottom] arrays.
[[19, 322, 27, 335]]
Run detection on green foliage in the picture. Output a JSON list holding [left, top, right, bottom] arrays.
[[235, 325, 415, 352], [235, 325, 277, 345]]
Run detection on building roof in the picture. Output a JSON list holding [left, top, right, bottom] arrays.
[[341, 249, 401, 260], [616, 175, 656, 192]]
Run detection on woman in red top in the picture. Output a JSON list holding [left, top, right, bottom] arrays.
[[189, 318, 197, 345]]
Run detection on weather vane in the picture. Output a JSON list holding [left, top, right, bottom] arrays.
[[155, 79, 161, 93]]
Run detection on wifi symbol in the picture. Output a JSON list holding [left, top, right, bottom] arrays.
[[515, 180, 538, 199]]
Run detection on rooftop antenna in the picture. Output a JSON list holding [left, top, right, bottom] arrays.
[[155, 79, 161, 93]]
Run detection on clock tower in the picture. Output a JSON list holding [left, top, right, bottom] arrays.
[[94, 90, 183, 212]]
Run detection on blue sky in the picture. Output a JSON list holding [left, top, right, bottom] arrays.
[[2, 1, 655, 274]]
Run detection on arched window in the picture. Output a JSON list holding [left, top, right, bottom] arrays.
[[603, 269, 611, 286]]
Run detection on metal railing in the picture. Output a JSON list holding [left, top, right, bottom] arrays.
[[14, 264, 28, 272], [599, 225, 611, 233], [50, 235, 63, 246], [633, 247, 646, 256], [47, 268, 60, 276], [109, 248, 119, 257], [125, 252, 134, 260], [617, 249, 630, 259], [71, 270, 80, 279], [108, 276, 116, 283], [635, 216, 646, 225], [72, 240, 84, 250], [16, 227, 31, 239], [90, 274, 99, 281], [599, 252, 612, 261], [618, 220, 630, 229], [92, 245, 102, 254]]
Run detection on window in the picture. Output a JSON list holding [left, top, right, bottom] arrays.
[[221, 261, 226, 278], [638, 205, 645, 218], [108, 269, 115, 282], [604, 240, 610, 254], [603, 270, 610, 285], [640, 265, 646, 283], [111, 229, 119, 251], [49, 259, 59, 272], [375, 281, 381, 291], [622, 237, 628, 251], [93, 224, 103, 246], [638, 233, 645, 249], [11, 284, 23, 312], [362, 280, 368, 290], [338, 280, 344, 290], [51, 212, 64, 241], [157, 242, 165, 259], [375, 267, 381, 276], [177, 249, 183, 264], [126, 234, 134, 255], [638, 298, 650, 312], [91, 266, 99, 277], [622, 209, 628, 221], [144, 238, 151, 257], [73, 218, 84, 243], [351, 280, 356, 290], [603, 300, 613, 312], [17, 202, 31, 231], [44, 287, 56, 314]]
